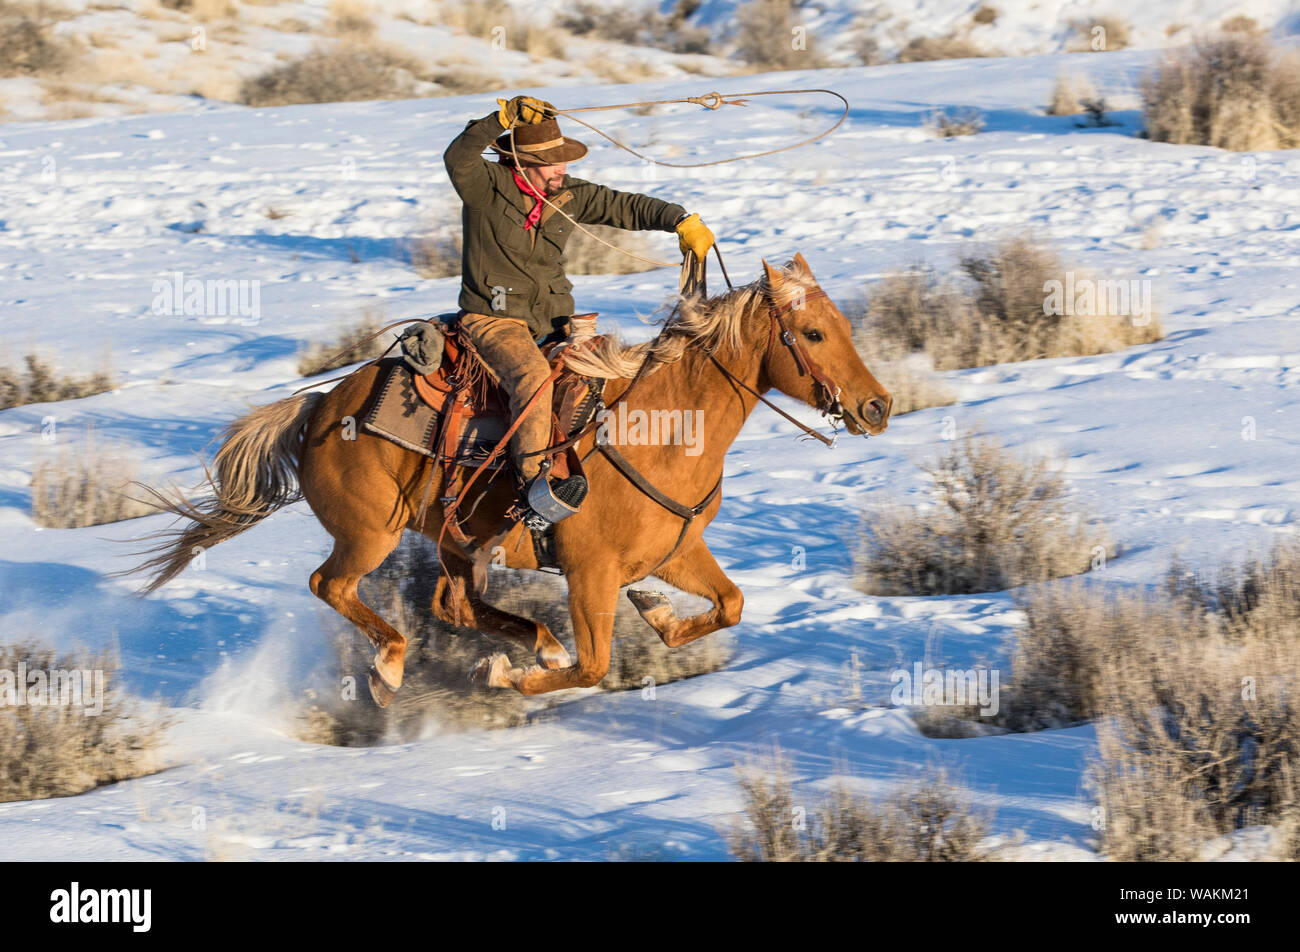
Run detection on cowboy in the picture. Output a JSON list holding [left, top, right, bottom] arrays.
[[443, 94, 715, 527]]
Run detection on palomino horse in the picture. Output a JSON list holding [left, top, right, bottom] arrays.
[[133, 254, 891, 706]]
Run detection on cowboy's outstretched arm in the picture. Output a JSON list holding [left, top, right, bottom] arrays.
[[568, 178, 715, 258], [567, 177, 687, 232], [443, 110, 505, 209]]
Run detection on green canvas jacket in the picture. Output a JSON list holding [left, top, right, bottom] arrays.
[[444, 111, 688, 340]]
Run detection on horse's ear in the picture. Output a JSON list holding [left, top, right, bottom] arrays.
[[762, 258, 784, 290], [791, 252, 813, 278]]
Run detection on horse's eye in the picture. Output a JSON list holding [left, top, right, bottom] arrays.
[[803, 329, 823, 343]]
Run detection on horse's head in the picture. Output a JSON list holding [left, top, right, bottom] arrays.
[[757, 253, 891, 437]]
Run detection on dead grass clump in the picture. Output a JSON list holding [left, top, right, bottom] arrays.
[[729, 755, 995, 861], [1068, 16, 1130, 52], [296, 535, 731, 745], [896, 34, 993, 63], [972, 5, 997, 26], [0, 354, 114, 409], [733, 0, 829, 70], [239, 41, 422, 107], [0, 1, 76, 77], [408, 231, 461, 279], [424, 67, 506, 97], [296, 312, 391, 376], [326, 0, 374, 36], [31, 434, 154, 529], [1047, 72, 1096, 115], [852, 237, 1163, 371], [927, 107, 984, 137], [1221, 15, 1262, 36], [0, 641, 167, 802], [857, 433, 1106, 596], [1140, 32, 1300, 151]]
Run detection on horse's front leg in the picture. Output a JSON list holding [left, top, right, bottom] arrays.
[[626, 538, 743, 648], [470, 562, 620, 695]]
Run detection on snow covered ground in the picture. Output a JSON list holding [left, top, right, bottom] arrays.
[[0, 42, 1298, 859]]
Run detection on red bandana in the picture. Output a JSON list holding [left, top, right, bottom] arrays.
[[510, 169, 546, 230]]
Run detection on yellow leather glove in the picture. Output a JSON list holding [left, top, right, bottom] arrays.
[[496, 95, 554, 129], [676, 212, 715, 260]]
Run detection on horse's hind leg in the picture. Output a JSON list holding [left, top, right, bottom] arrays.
[[310, 529, 407, 707], [627, 539, 743, 648], [430, 551, 571, 670]]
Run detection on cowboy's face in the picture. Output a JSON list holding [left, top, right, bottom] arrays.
[[523, 162, 566, 195]]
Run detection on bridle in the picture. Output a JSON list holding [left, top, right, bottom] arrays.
[[704, 286, 849, 447]]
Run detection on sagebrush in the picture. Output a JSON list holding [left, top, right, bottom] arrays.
[[728, 754, 996, 861], [851, 237, 1163, 370], [0, 642, 166, 803], [857, 433, 1107, 596]]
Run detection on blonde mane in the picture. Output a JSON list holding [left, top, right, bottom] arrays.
[[563, 260, 820, 380]]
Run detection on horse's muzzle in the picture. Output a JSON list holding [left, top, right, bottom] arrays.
[[845, 395, 890, 436]]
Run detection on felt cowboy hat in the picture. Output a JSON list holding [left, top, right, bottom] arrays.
[[489, 117, 588, 165]]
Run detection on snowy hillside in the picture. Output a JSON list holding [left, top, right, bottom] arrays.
[[0, 43, 1298, 859]]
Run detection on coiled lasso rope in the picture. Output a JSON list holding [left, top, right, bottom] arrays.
[[504, 88, 850, 273]]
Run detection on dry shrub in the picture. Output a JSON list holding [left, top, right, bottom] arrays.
[[852, 237, 1163, 371], [424, 66, 505, 96], [0, 1, 76, 77], [972, 5, 997, 26], [1048, 71, 1096, 116], [0, 353, 113, 409], [239, 41, 423, 107], [296, 312, 391, 376], [1141, 33, 1300, 151], [994, 541, 1300, 860], [927, 107, 984, 137], [31, 434, 154, 528], [558, 0, 709, 55], [734, 0, 829, 70], [857, 433, 1106, 596], [326, 0, 373, 36], [408, 231, 461, 279], [441, 0, 567, 59], [564, 223, 662, 275], [1068, 16, 1130, 52], [161, 0, 239, 15], [1221, 15, 1262, 36], [296, 535, 731, 745], [896, 34, 993, 63], [0, 641, 167, 802], [728, 754, 995, 861]]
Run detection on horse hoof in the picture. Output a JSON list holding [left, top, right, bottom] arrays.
[[469, 653, 513, 689], [368, 666, 399, 708], [537, 644, 571, 670], [627, 588, 671, 621]]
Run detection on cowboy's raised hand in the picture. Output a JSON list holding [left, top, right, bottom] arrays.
[[496, 96, 555, 129], [676, 212, 715, 260]]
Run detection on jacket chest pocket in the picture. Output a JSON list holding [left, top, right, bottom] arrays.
[[496, 204, 532, 252]]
